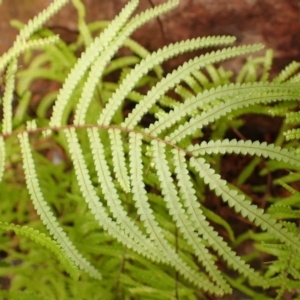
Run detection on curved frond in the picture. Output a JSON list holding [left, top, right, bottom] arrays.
[[273, 61, 300, 83], [128, 132, 215, 290], [0, 221, 80, 280], [0, 36, 59, 73], [65, 127, 161, 261], [260, 49, 273, 82], [285, 111, 300, 124], [72, 0, 92, 47], [3, 0, 300, 296], [108, 128, 130, 193], [2, 60, 17, 134], [188, 139, 300, 168], [0, 137, 5, 183], [123, 44, 264, 130], [98, 36, 236, 126], [190, 157, 300, 254], [49, 0, 139, 129], [147, 82, 299, 137], [172, 148, 269, 287], [167, 84, 300, 143], [18, 131, 101, 280], [152, 139, 231, 294], [284, 128, 300, 141], [15, 0, 68, 43], [74, 0, 183, 126], [268, 205, 300, 219]]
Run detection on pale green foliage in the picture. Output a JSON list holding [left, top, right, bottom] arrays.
[[0, 221, 80, 280], [18, 130, 101, 279], [1, 0, 300, 299]]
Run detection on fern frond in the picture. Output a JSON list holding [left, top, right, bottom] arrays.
[[260, 49, 273, 82], [3, 0, 300, 296], [167, 84, 300, 143], [108, 128, 130, 193], [49, 0, 139, 129], [172, 148, 269, 287], [86, 127, 155, 252], [0, 36, 59, 73], [190, 157, 300, 254], [18, 131, 101, 279], [16, 0, 68, 43], [0, 290, 47, 300], [175, 84, 194, 99], [2, 59, 17, 134], [183, 74, 203, 94], [192, 69, 211, 88], [273, 61, 300, 83], [74, 4, 156, 125], [188, 139, 300, 168], [147, 82, 299, 137], [98, 36, 236, 126], [268, 205, 300, 219], [276, 179, 298, 194], [152, 139, 230, 295], [128, 132, 215, 289], [0, 136, 5, 183], [71, 0, 92, 47], [123, 38, 163, 78], [124, 44, 263, 130], [284, 128, 300, 141], [285, 111, 300, 124], [0, 221, 80, 279], [0, 6, 61, 72], [65, 127, 163, 262], [74, 0, 185, 126], [205, 64, 222, 84]]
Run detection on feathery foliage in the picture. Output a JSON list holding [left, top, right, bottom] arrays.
[[1, 0, 300, 299]]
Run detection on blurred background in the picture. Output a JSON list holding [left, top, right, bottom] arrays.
[[0, 0, 300, 74]]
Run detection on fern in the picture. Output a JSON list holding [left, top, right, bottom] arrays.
[[18, 129, 101, 279], [0, 221, 80, 280], [1, 0, 300, 298]]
